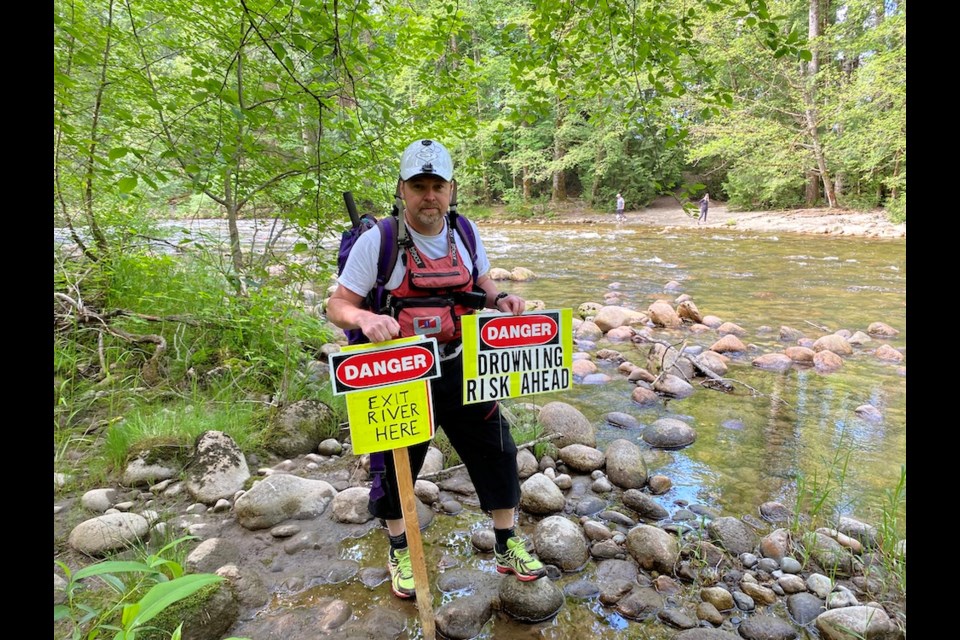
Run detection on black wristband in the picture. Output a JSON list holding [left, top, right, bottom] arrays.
[[495, 292, 509, 304]]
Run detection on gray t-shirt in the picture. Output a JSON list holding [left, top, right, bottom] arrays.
[[337, 217, 491, 296]]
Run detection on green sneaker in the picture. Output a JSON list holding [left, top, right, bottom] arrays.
[[495, 536, 546, 581], [388, 547, 416, 599]]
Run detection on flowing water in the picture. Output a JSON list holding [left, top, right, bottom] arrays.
[[57, 219, 907, 639], [286, 220, 905, 640]]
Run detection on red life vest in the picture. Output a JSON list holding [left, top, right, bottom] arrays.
[[385, 222, 477, 344]]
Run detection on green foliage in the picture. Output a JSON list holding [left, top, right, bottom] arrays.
[[886, 193, 906, 223], [54, 536, 223, 640]]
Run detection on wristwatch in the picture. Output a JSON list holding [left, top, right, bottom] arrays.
[[495, 292, 509, 305]]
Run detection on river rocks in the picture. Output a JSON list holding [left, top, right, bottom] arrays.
[[787, 592, 825, 625], [779, 326, 804, 341], [606, 411, 640, 429], [605, 439, 647, 489], [122, 453, 178, 487], [707, 517, 759, 556], [741, 580, 778, 605], [710, 335, 746, 353], [594, 305, 642, 332], [435, 593, 494, 639], [753, 353, 794, 372], [738, 614, 799, 640], [499, 572, 564, 622], [784, 346, 815, 363], [572, 358, 599, 378], [847, 330, 872, 345], [616, 586, 663, 620], [578, 301, 603, 318], [647, 343, 696, 379], [837, 516, 879, 548], [419, 446, 445, 476], [677, 300, 703, 323], [647, 475, 672, 494], [81, 488, 118, 513], [559, 444, 606, 472], [186, 537, 240, 573], [533, 515, 590, 571], [759, 501, 793, 523], [802, 531, 855, 576], [631, 386, 659, 405], [867, 322, 899, 337], [813, 335, 853, 356], [185, 431, 251, 505], [643, 417, 697, 449], [520, 473, 566, 514], [539, 401, 596, 447], [813, 350, 843, 372], [515, 448, 538, 479], [697, 350, 729, 375], [875, 344, 903, 361], [648, 300, 683, 328], [700, 586, 735, 611], [676, 630, 741, 640], [68, 512, 150, 555], [234, 474, 337, 530], [620, 490, 667, 521], [653, 373, 695, 398], [414, 478, 440, 504], [626, 524, 679, 574], [852, 404, 884, 423], [717, 322, 747, 337], [815, 605, 893, 639], [760, 528, 792, 561], [330, 487, 374, 523], [575, 320, 604, 341], [263, 399, 337, 458]]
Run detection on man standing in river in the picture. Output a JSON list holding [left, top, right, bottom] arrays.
[[615, 192, 625, 223], [326, 139, 546, 600]]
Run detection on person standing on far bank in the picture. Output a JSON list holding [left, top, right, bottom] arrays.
[[698, 193, 710, 225], [326, 139, 546, 601], [615, 192, 625, 223]]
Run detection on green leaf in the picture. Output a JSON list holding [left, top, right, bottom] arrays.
[[54, 605, 72, 621], [118, 177, 139, 194], [799, 49, 812, 62], [127, 575, 224, 629], [292, 242, 308, 253], [108, 147, 129, 161], [73, 561, 156, 581]]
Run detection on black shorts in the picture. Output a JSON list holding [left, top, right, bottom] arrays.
[[367, 354, 520, 520]]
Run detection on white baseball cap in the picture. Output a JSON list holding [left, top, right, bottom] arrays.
[[399, 139, 454, 182]]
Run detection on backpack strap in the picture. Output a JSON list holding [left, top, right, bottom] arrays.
[[450, 211, 479, 282]]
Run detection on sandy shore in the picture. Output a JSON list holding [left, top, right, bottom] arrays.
[[489, 196, 906, 239]]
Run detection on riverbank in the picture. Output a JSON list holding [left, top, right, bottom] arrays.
[[480, 196, 906, 239]]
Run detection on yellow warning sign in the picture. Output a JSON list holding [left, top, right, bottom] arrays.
[[345, 381, 434, 455], [461, 309, 573, 404]]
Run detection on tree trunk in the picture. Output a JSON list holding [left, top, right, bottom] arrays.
[[551, 108, 566, 202], [82, 0, 115, 257], [803, 0, 836, 208], [523, 166, 531, 201]]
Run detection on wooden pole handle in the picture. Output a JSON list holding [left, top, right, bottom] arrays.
[[393, 447, 436, 640]]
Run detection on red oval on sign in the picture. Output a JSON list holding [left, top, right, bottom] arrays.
[[482, 315, 559, 349], [335, 345, 435, 389]]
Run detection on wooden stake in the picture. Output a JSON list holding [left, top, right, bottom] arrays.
[[393, 447, 436, 640]]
